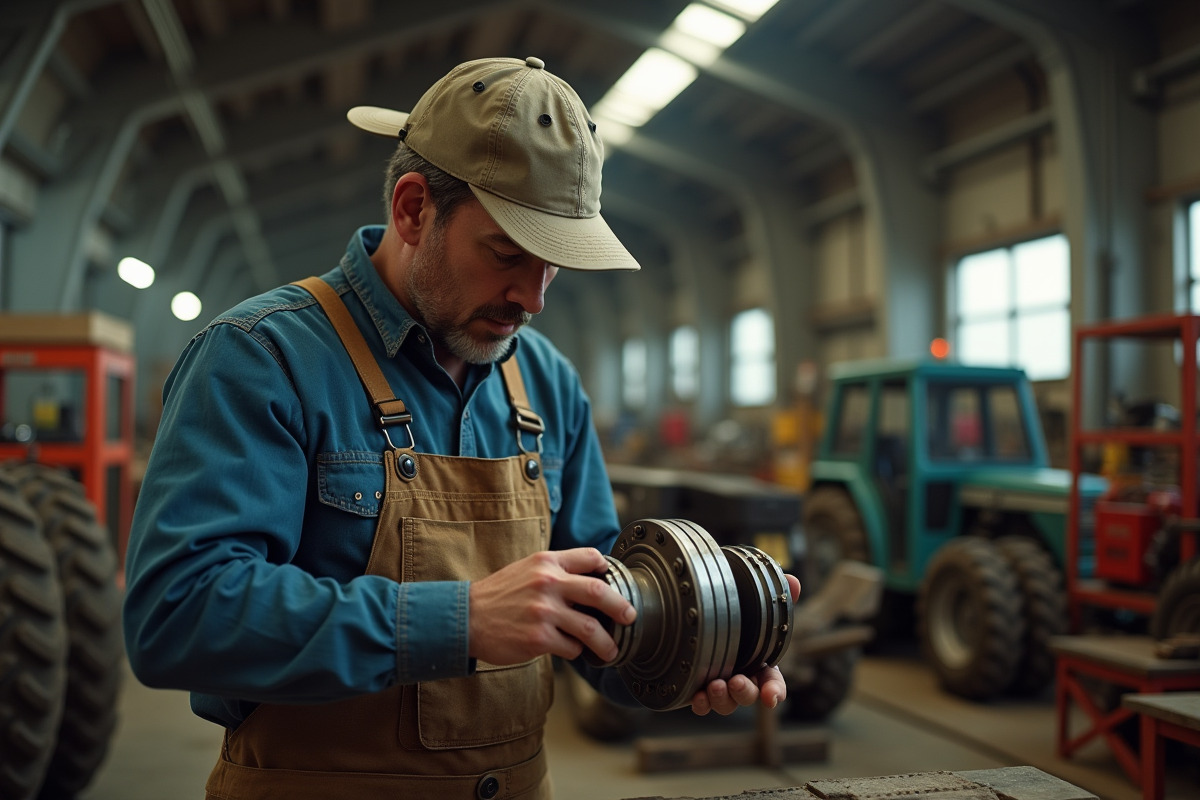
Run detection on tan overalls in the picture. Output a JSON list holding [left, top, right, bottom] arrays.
[[205, 277, 554, 799]]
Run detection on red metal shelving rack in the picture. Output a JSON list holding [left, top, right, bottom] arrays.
[[1067, 312, 1200, 624]]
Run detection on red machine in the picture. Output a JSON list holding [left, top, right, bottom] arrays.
[[0, 313, 136, 562], [1067, 313, 1200, 634]]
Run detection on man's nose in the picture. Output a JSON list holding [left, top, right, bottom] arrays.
[[508, 261, 554, 314]]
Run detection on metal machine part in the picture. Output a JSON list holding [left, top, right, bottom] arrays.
[[585, 518, 794, 711]]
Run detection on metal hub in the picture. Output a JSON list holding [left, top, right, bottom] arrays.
[[585, 518, 794, 710]]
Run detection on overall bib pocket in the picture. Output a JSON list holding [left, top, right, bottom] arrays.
[[398, 515, 552, 749]]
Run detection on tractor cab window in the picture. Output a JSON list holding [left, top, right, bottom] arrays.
[[832, 382, 870, 458], [927, 382, 1032, 462], [987, 384, 1031, 459], [874, 380, 910, 482]]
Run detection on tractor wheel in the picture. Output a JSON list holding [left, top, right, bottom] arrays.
[[1151, 557, 1200, 639], [917, 537, 1024, 700], [781, 646, 859, 722], [801, 487, 870, 595], [6, 464, 123, 799], [0, 472, 67, 800], [995, 535, 1067, 696], [562, 666, 644, 742]]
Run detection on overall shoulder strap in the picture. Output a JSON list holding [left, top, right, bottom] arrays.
[[293, 277, 412, 436], [499, 355, 545, 454]]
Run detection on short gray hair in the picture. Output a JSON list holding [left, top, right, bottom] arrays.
[[382, 141, 475, 229]]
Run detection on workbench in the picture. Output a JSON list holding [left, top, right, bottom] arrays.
[[622, 765, 1096, 799], [1050, 635, 1200, 787], [1122, 692, 1200, 800]]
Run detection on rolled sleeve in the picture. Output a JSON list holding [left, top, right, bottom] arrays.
[[396, 580, 474, 682]]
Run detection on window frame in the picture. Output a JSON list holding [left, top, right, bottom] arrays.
[[1184, 199, 1200, 311], [950, 233, 1071, 382]]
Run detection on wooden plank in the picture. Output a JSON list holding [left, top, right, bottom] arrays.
[[1048, 635, 1200, 676], [0, 312, 134, 352], [1123, 692, 1200, 732]]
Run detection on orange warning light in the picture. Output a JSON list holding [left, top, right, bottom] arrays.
[[930, 338, 950, 359]]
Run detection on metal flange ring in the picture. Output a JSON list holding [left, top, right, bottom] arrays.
[[723, 544, 794, 673]]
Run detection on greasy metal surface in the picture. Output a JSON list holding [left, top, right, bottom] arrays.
[[589, 518, 794, 711]]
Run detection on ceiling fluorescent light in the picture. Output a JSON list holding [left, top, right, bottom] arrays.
[[705, 0, 781, 22], [593, 93, 657, 128], [612, 49, 698, 114], [673, 4, 746, 48], [659, 29, 722, 67]]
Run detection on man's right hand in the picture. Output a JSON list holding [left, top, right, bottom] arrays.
[[467, 548, 636, 666]]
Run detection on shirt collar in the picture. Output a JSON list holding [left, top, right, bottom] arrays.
[[341, 225, 419, 358]]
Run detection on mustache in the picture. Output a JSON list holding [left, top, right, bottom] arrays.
[[471, 304, 532, 327]]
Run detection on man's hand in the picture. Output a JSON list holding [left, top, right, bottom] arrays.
[[690, 573, 802, 715], [468, 548, 637, 666]]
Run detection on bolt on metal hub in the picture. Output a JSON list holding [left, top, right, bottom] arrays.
[[585, 518, 795, 710]]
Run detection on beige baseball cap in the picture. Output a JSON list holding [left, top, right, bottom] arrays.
[[348, 56, 640, 272]]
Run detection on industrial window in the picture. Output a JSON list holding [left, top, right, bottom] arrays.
[[952, 234, 1070, 381], [1187, 200, 1200, 309], [669, 325, 698, 401], [730, 307, 775, 406], [622, 338, 647, 409]]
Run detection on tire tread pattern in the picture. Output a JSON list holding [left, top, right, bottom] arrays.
[[995, 535, 1067, 696], [0, 472, 67, 800], [7, 463, 123, 800]]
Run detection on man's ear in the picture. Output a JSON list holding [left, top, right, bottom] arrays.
[[391, 173, 433, 246]]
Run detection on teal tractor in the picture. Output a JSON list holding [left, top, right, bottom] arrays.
[[803, 358, 1107, 700]]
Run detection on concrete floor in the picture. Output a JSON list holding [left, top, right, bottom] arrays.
[[77, 646, 1197, 800]]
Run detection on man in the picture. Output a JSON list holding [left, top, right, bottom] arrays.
[[123, 56, 800, 799]]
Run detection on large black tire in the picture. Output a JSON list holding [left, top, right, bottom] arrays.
[[995, 535, 1066, 696], [0, 472, 67, 800], [781, 646, 859, 722], [801, 487, 870, 595], [7, 464, 123, 799], [1151, 557, 1200, 639], [917, 537, 1024, 700]]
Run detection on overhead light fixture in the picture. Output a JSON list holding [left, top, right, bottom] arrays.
[[592, 48, 697, 146], [171, 291, 203, 321], [674, 4, 746, 49], [591, 1, 777, 149], [118, 256, 155, 289]]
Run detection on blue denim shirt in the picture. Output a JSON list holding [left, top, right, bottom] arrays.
[[123, 226, 623, 728]]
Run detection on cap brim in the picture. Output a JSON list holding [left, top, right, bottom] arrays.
[[347, 106, 411, 138], [472, 187, 641, 272]]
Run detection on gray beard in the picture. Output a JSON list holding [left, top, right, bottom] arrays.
[[440, 325, 517, 365]]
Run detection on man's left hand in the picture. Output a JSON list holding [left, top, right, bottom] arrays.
[[689, 572, 801, 716]]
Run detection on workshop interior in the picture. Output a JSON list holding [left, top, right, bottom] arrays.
[[2, 0, 1200, 799]]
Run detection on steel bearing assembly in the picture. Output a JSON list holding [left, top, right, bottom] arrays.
[[585, 518, 794, 711]]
